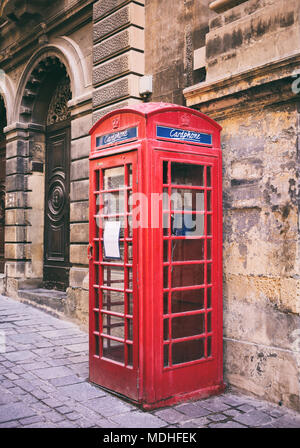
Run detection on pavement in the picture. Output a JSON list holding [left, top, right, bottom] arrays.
[[0, 294, 299, 429]]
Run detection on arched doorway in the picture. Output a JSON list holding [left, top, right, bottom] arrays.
[[44, 74, 71, 290], [19, 57, 72, 290], [0, 96, 6, 273]]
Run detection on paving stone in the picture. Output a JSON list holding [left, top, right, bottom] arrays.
[[66, 411, 81, 421], [49, 374, 85, 387], [178, 417, 211, 428], [4, 372, 19, 380], [0, 402, 36, 423], [44, 410, 65, 423], [33, 366, 73, 380], [58, 382, 106, 402], [84, 395, 134, 417], [30, 388, 49, 400], [200, 398, 230, 413], [207, 413, 228, 422], [238, 404, 256, 413], [224, 409, 243, 418], [175, 402, 212, 418], [0, 420, 20, 428], [56, 405, 73, 415], [209, 421, 247, 428], [65, 343, 88, 353], [110, 411, 166, 428], [19, 415, 45, 425], [267, 415, 300, 428], [234, 410, 273, 427], [0, 388, 19, 404], [154, 408, 190, 424], [4, 350, 36, 362], [42, 398, 63, 408]]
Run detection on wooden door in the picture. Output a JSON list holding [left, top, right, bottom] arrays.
[[44, 121, 70, 289]]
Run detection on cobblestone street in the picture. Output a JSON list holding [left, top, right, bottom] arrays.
[[0, 294, 299, 429]]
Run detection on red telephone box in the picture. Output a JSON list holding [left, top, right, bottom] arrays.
[[89, 103, 225, 409]]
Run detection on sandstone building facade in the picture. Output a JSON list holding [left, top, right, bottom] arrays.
[[0, 0, 299, 411]]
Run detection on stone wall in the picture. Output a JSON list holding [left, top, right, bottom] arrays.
[[184, 0, 300, 411], [145, 0, 211, 104]]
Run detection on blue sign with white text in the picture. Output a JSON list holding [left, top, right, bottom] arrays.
[[96, 127, 138, 148], [156, 125, 212, 146]]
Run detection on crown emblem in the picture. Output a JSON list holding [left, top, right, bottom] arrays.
[[180, 113, 190, 127]]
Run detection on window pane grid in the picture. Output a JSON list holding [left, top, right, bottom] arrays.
[[162, 162, 214, 369]]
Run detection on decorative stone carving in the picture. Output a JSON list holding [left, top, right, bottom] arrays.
[[46, 78, 71, 126]]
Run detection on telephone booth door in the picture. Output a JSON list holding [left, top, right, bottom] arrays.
[[150, 150, 223, 404], [89, 151, 139, 401]]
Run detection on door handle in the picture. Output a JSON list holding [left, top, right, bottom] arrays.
[[87, 243, 93, 261]]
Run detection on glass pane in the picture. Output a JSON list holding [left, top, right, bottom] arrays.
[[172, 264, 205, 287], [103, 166, 125, 190], [102, 314, 124, 339], [127, 242, 133, 262], [172, 288, 205, 313], [164, 240, 169, 262], [102, 191, 124, 215], [102, 216, 125, 239], [207, 288, 212, 308], [207, 215, 212, 236], [164, 266, 169, 288], [172, 338, 205, 365], [163, 292, 169, 314], [163, 161, 169, 184], [164, 319, 169, 340], [171, 239, 205, 262], [127, 165, 133, 187], [207, 336, 212, 357], [127, 344, 133, 366], [94, 287, 99, 308], [95, 336, 99, 356], [207, 167, 211, 187], [127, 293, 133, 315], [102, 290, 124, 313], [171, 214, 204, 236], [164, 345, 169, 367], [207, 191, 212, 211], [127, 268, 133, 290], [171, 189, 204, 212], [102, 338, 124, 363], [207, 264, 212, 284], [103, 266, 124, 289], [172, 314, 205, 339], [127, 319, 133, 341], [171, 163, 204, 186], [94, 312, 99, 332], [207, 239, 212, 260], [103, 242, 124, 261], [207, 312, 212, 332]]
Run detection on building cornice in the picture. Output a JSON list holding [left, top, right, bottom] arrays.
[[184, 52, 300, 118]]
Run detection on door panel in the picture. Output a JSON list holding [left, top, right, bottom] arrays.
[[154, 151, 222, 400], [89, 151, 139, 401], [44, 123, 70, 288]]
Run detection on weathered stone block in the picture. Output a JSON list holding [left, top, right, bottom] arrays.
[[5, 243, 27, 260], [71, 158, 89, 181], [71, 136, 91, 161], [6, 174, 27, 192], [5, 191, 27, 209], [93, 74, 140, 108], [93, 3, 145, 43], [5, 226, 26, 243], [93, 100, 135, 124], [6, 140, 28, 159], [5, 260, 26, 278], [69, 267, 89, 288], [93, 0, 138, 22], [70, 180, 89, 202], [71, 115, 92, 140], [6, 157, 28, 176], [93, 27, 144, 64], [5, 209, 26, 226], [70, 244, 88, 265], [224, 338, 300, 411], [70, 201, 89, 223], [93, 50, 144, 86], [70, 223, 89, 243]]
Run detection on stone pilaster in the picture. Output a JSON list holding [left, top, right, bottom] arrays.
[[92, 0, 145, 122]]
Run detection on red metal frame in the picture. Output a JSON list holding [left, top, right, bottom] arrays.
[[89, 103, 224, 409]]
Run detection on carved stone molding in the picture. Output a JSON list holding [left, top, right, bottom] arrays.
[[0, 0, 50, 23], [47, 78, 71, 126]]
